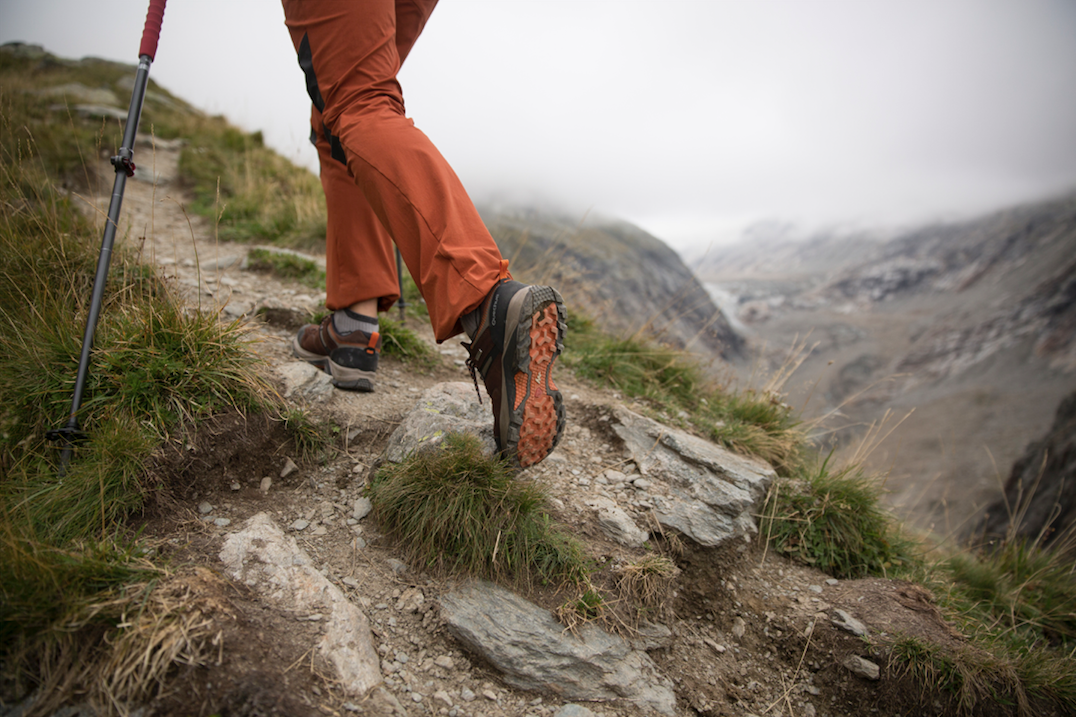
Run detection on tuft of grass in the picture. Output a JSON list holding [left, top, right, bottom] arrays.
[[618, 554, 679, 610], [245, 247, 325, 291], [367, 433, 590, 587], [944, 534, 1076, 646], [0, 527, 158, 647], [760, 455, 917, 579], [278, 407, 334, 463]]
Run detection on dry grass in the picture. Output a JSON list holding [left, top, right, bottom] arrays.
[[618, 554, 679, 610], [5, 568, 223, 716]]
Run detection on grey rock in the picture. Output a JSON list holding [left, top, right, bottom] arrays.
[[276, 362, 334, 401], [441, 581, 676, 715], [831, 609, 869, 637], [628, 621, 675, 651], [198, 501, 213, 515], [554, 706, 596, 717], [36, 82, 120, 106], [610, 406, 775, 547], [280, 457, 299, 479], [260, 476, 273, 493], [201, 255, 243, 271], [395, 587, 425, 613], [383, 383, 497, 463], [64, 103, 129, 121], [352, 497, 373, 520], [219, 513, 381, 696], [290, 519, 310, 531], [584, 496, 648, 547], [842, 654, 880, 680]]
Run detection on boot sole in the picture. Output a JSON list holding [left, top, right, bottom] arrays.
[[501, 286, 566, 468]]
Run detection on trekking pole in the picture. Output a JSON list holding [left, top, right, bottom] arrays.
[[395, 246, 407, 323], [46, 0, 168, 476]]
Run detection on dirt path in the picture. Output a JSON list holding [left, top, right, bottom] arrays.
[[73, 141, 977, 717]]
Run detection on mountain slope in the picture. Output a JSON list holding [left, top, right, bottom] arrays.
[[698, 194, 1076, 530], [480, 205, 744, 360]]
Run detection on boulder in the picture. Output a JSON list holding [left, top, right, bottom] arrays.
[[219, 513, 382, 697], [383, 382, 497, 463], [584, 496, 648, 547], [441, 581, 676, 715], [610, 406, 775, 546], [275, 361, 334, 401]]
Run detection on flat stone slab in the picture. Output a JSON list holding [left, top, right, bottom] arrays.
[[610, 406, 776, 547], [441, 581, 676, 714], [219, 513, 382, 697]]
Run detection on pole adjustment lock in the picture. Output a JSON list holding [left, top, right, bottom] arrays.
[[111, 149, 136, 177]]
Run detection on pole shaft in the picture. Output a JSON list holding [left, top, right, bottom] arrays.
[[62, 56, 152, 429]]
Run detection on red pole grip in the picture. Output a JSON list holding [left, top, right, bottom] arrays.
[[138, 0, 167, 60]]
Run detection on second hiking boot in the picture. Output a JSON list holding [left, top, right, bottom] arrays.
[[293, 314, 380, 392]]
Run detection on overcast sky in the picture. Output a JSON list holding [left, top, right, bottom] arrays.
[[3, 0, 1075, 251]]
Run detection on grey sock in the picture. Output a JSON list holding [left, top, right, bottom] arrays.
[[333, 309, 378, 336], [461, 305, 481, 339]]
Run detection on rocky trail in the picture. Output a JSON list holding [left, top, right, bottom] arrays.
[[40, 139, 971, 717]]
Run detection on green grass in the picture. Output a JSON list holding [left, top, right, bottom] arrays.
[[0, 71, 275, 704], [901, 531, 1076, 714], [367, 433, 590, 587], [759, 455, 917, 579], [176, 117, 327, 248], [245, 247, 326, 290], [1, 48, 327, 249]]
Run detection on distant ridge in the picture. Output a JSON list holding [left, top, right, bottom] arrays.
[[479, 204, 744, 360]]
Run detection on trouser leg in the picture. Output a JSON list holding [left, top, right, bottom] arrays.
[[284, 0, 503, 341], [313, 108, 400, 313]]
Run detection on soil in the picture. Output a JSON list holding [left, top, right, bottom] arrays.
[[15, 140, 1059, 717]]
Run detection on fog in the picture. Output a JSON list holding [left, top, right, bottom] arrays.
[[3, 0, 1075, 251]]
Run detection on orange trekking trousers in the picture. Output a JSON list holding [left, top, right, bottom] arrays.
[[282, 0, 505, 341]]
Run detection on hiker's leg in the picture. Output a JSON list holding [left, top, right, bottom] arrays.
[[312, 107, 399, 315], [307, 0, 433, 315], [282, 0, 503, 342]]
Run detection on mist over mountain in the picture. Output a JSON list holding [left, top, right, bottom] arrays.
[[698, 193, 1076, 530]]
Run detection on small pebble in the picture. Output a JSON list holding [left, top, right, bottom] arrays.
[[230, 481, 241, 491], [213, 518, 231, 527], [280, 457, 298, 478], [198, 501, 213, 515], [259, 476, 272, 493], [290, 519, 310, 531]]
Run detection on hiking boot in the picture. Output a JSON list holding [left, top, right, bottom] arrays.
[[293, 314, 380, 392], [463, 280, 566, 468]]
